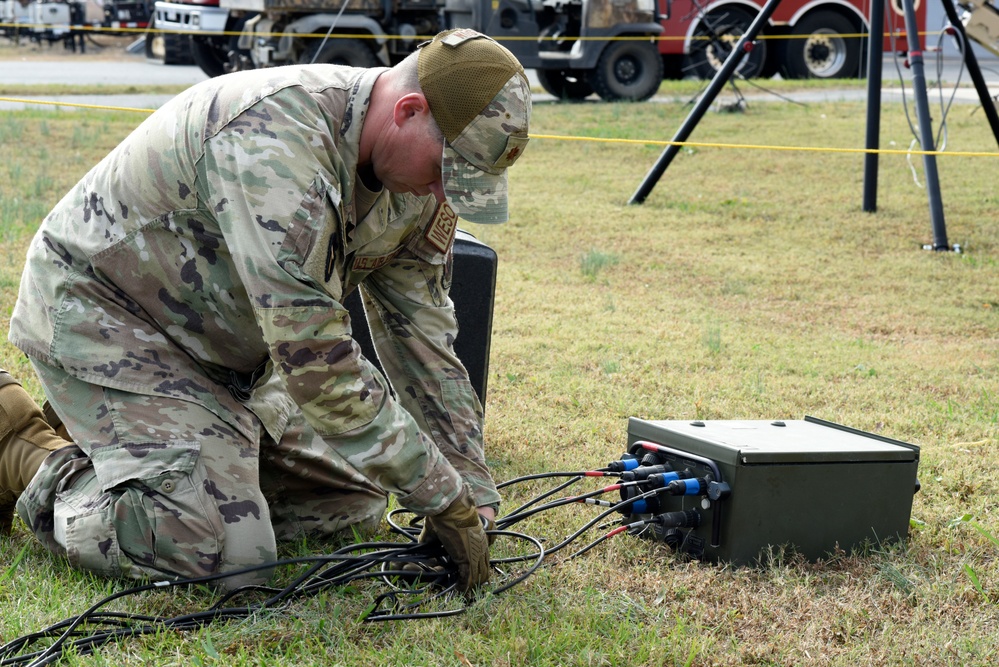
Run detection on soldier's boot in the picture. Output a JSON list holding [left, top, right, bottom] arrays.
[[0, 369, 70, 534]]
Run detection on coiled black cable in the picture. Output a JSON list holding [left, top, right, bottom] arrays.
[[1, 467, 657, 665]]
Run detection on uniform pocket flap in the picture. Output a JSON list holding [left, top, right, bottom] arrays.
[[89, 441, 201, 491]]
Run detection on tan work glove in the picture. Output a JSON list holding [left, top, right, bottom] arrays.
[[422, 487, 491, 593]]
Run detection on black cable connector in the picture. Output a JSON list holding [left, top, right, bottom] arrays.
[[620, 464, 671, 482], [666, 477, 710, 497], [639, 451, 666, 467], [644, 470, 690, 489], [628, 493, 665, 515], [653, 509, 701, 529], [645, 510, 701, 546], [606, 453, 639, 473]]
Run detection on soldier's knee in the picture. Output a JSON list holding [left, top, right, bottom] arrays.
[[42, 473, 228, 581], [71, 455, 277, 585], [110, 479, 278, 588]]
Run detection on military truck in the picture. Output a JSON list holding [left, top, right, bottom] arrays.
[[152, 0, 250, 72], [152, 0, 665, 101]]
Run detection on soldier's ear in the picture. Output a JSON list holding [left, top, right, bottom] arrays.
[[392, 93, 431, 128]]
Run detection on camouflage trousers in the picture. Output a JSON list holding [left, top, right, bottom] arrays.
[[16, 361, 387, 588]]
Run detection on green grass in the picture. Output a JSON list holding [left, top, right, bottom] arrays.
[[2, 89, 999, 665]]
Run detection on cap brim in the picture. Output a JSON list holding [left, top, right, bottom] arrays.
[[441, 143, 509, 225]]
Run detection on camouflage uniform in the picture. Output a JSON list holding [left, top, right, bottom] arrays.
[[8, 64, 501, 584]]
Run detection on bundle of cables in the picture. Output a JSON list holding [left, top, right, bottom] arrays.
[[1, 462, 673, 666]]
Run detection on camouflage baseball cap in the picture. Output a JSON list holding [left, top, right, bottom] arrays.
[[418, 29, 531, 224]]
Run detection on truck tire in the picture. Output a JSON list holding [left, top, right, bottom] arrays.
[[190, 15, 253, 78], [304, 37, 379, 67], [589, 40, 663, 102], [144, 18, 157, 61], [145, 18, 168, 63], [779, 12, 862, 79], [163, 34, 194, 66], [536, 68, 593, 101], [689, 7, 769, 80], [191, 37, 228, 78], [146, 19, 193, 66]]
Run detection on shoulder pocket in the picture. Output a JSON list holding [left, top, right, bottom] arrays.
[[282, 172, 346, 301]]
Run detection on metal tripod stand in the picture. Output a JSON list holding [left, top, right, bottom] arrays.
[[863, 0, 999, 251], [630, 0, 999, 250]]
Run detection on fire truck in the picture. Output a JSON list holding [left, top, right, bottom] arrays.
[[663, 0, 927, 80]]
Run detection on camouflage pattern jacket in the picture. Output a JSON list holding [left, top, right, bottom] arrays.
[[9, 65, 499, 515]]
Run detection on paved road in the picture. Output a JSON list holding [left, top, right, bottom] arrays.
[[0, 55, 208, 110], [3, 50, 996, 85], [1, 59, 210, 86], [1, 53, 997, 111]]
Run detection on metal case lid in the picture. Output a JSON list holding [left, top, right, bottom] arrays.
[[628, 416, 918, 465]]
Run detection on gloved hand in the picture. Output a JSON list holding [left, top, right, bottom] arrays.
[[421, 487, 491, 593]]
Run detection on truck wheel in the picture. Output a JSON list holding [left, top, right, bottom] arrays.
[[689, 7, 768, 80], [780, 12, 862, 79], [144, 17, 159, 61], [146, 17, 193, 67], [191, 37, 228, 78], [536, 68, 593, 101], [190, 15, 253, 77], [304, 37, 379, 67], [144, 17, 182, 64], [163, 34, 194, 66], [589, 40, 663, 102]]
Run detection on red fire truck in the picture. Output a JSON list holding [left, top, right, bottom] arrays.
[[660, 0, 926, 79]]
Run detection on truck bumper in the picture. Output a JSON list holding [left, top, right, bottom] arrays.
[[153, 2, 229, 34]]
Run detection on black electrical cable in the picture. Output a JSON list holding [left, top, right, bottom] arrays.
[[533, 487, 667, 558], [2, 549, 442, 665], [365, 530, 546, 621], [4, 467, 673, 663], [493, 470, 623, 524], [11, 578, 170, 667], [496, 481, 643, 527], [496, 470, 615, 488], [568, 519, 651, 559], [3, 538, 536, 663], [500, 475, 586, 518], [365, 588, 466, 622], [384, 507, 425, 540]]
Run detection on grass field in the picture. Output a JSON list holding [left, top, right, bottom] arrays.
[[1, 75, 998, 666]]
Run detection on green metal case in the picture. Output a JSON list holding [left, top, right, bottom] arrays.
[[626, 416, 920, 565]]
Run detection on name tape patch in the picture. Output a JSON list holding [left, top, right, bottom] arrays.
[[425, 202, 459, 254], [352, 251, 398, 273], [442, 29, 491, 47]]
